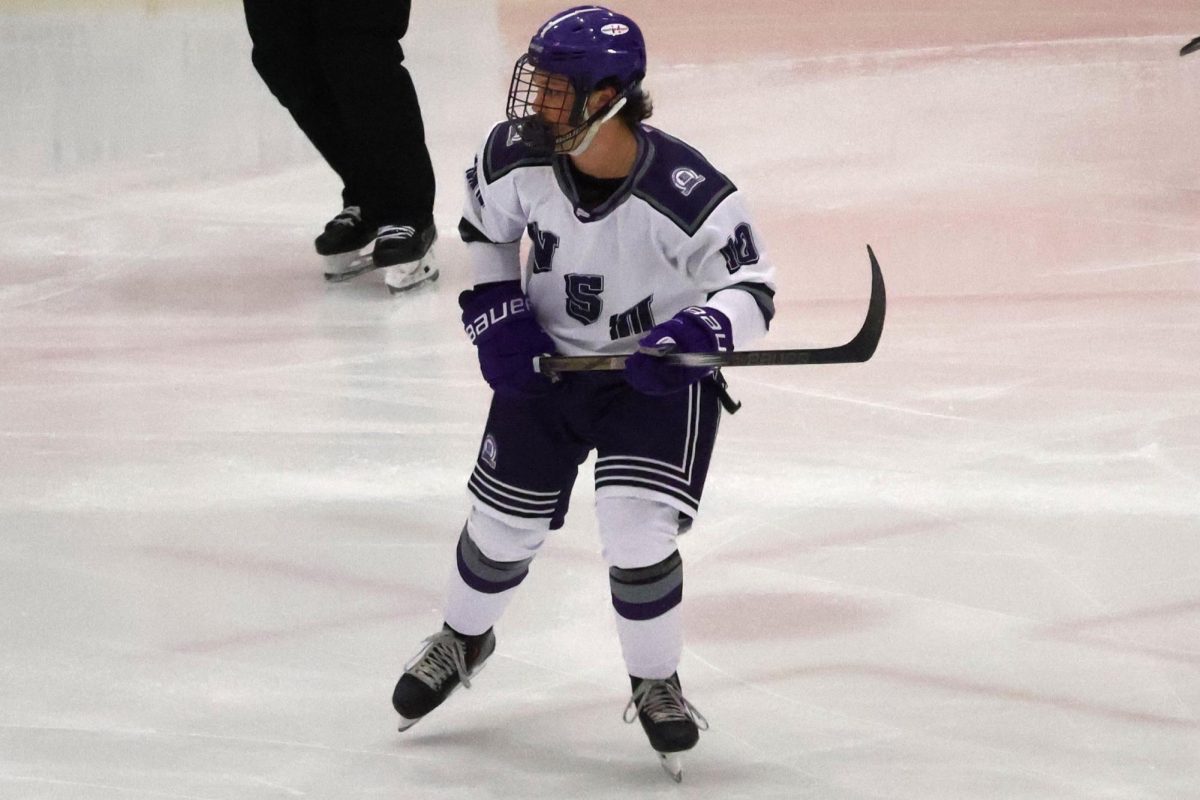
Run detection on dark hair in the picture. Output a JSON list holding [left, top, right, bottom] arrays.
[[596, 78, 653, 127], [619, 86, 653, 125]]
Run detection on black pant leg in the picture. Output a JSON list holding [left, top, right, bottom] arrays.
[[243, 0, 360, 208], [312, 0, 435, 226]]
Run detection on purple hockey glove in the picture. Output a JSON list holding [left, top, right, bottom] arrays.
[[624, 306, 733, 395], [459, 281, 555, 397]]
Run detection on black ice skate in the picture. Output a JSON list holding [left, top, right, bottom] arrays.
[[316, 206, 378, 282], [374, 221, 439, 294], [623, 673, 709, 783], [392, 625, 495, 732]]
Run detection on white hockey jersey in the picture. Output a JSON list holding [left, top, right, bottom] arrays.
[[460, 121, 777, 357]]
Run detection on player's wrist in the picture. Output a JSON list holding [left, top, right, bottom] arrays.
[[672, 306, 733, 353]]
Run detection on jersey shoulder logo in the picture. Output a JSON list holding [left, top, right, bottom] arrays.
[[671, 167, 706, 197], [632, 128, 736, 236]]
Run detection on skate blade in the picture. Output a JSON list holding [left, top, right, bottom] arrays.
[[323, 251, 378, 283], [386, 267, 439, 294], [658, 752, 683, 783], [397, 714, 423, 733], [384, 253, 438, 294]]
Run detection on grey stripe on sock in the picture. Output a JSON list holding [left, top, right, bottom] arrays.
[[609, 551, 683, 606], [457, 525, 533, 593]]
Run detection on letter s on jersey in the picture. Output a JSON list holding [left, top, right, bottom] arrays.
[[564, 274, 604, 325]]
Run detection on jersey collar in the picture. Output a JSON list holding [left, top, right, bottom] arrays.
[[552, 126, 654, 224]]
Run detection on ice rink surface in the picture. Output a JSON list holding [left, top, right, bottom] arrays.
[[1, 1, 1198, 797]]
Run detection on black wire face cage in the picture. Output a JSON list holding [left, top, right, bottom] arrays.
[[506, 54, 595, 155]]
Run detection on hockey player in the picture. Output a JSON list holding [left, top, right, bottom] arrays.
[[243, 0, 438, 292], [391, 5, 776, 781]]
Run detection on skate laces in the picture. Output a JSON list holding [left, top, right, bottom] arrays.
[[405, 631, 472, 691], [377, 224, 416, 240], [623, 679, 709, 730]]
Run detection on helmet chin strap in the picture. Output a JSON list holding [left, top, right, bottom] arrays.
[[566, 96, 628, 156]]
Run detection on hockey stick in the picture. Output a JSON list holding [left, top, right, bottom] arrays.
[[535, 244, 886, 376], [1182, 36, 1200, 57]]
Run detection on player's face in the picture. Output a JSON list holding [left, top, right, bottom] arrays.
[[530, 70, 576, 132]]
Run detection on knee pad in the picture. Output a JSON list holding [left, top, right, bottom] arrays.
[[455, 510, 546, 595], [609, 551, 683, 621], [596, 496, 681, 569], [466, 507, 546, 562]]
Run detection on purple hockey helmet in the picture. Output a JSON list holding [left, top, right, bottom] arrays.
[[507, 6, 647, 153]]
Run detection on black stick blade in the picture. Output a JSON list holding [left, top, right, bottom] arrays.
[[1183, 36, 1200, 57], [802, 244, 886, 365]]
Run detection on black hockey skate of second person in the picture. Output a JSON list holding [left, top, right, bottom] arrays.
[[244, 0, 438, 292]]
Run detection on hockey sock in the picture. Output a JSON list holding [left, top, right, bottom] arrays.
[[609, 552, 684, 679], [443, 520, 540, 636]]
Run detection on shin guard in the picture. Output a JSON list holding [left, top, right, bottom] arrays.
[[609, 551, 683, 622], [455, 525, 533, 594]]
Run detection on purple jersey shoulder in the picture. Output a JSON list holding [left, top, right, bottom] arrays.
[[631, 126, 737, 237], [482, 121, 554, 184]]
